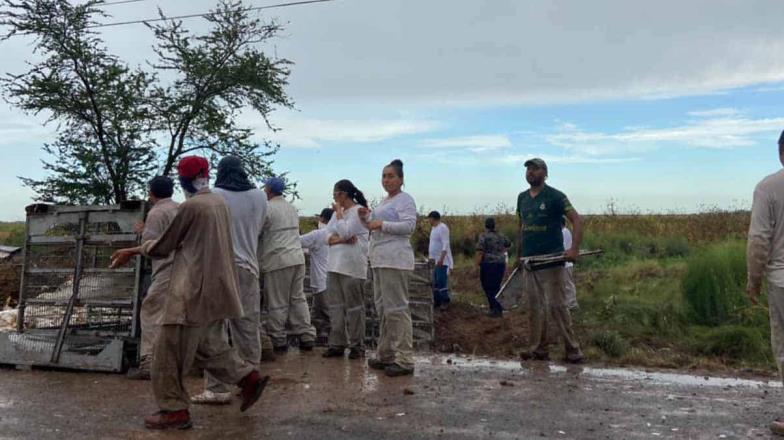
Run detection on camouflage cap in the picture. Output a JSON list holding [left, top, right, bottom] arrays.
[[524, 157, 547, 171]]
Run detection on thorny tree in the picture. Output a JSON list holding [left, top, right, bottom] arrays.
[[1, 0, 293, 204]]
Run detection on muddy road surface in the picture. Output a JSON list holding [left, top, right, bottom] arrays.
[[0, 352, 781, 439]]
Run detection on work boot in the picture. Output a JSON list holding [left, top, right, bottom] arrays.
[[770, 417, 784, 436], [322, 347, 344, 358], [486, 309, 503, 319], [126, 367, 151, 381], [144, 410, 192, 430], [384, 363, 414, 377], [238, 371, 270, 412], [564, 350, 584, 364], [367, 358, 392, 371], [348, 347, 365, 360], [261, 348, 276, 362], [519, 350, 550, 361], [191, 390, 232, 405], [299, 339, 315, 351]]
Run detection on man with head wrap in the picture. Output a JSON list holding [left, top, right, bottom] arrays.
[[111, 156, 269, 430], [127, 176, 179, 380], [259, 176, 317, 351], [190, 156, 268, 404]]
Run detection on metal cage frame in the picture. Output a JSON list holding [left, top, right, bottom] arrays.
[[0, 202, 147, 372]]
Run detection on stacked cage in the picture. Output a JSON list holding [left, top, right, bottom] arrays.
[[0, 203, 146, 372]]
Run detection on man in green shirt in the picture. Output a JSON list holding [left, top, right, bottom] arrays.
[[517, 158, 584, 363]]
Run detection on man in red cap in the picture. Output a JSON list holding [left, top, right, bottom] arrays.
[[111, 155, 269, 430]]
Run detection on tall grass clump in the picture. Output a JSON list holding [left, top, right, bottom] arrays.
[[682, 241, 747, 326]]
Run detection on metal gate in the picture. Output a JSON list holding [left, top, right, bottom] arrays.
[[0, 202, 146, 372]]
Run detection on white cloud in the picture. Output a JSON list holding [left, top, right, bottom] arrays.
[[239, 113, 441, 148], [500, 154, 640, 165], [688, 108, 742, 118], [419, 134, 512, 152], [546, 115, 784, 155]]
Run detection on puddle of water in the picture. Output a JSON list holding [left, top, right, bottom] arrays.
[[417, 355, 782, 389]]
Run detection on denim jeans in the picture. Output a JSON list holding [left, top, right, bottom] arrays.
[[432, 265, 451, 307], [480, 262, 505, 313]]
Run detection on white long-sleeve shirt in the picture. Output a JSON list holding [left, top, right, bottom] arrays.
[[748, 169, 784, 288], [428, 222, 454, 269], [326, 205, 369, 280], [300, 225, 329, 293], [368, 191, 417, 271]]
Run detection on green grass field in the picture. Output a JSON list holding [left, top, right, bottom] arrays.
[[438, 211, 776, 373]]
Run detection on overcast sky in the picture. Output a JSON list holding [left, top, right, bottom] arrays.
[[2, 0, 784, 220]]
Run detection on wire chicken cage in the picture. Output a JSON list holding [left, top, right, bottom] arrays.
[[0, 202, 147, 372]]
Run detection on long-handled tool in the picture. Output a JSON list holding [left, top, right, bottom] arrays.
[[495, 249, 603, 309]]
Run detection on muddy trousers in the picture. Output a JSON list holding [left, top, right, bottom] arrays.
[[563, 266, 578, 309], [479, 262, 505, 314], [139, 280, 168, 369], [206, 267, 261, 393], [152, 321, 254, 412], [373, 268, 414, 369], [311, 291, 331, 340], [768, 284, 784, 384], [326, 272, 366, 349], [524, 266, 581, 356], [263, 264, 316, 347]]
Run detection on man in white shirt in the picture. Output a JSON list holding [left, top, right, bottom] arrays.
[[747, 130, 784, 436], [562, 224, 578, 311], [427, 211, 454, 311], [300, 208, 333, 346]]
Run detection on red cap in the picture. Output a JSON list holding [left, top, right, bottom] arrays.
[[177, 156, 209, 179]]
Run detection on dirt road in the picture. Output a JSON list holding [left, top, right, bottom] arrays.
[[0, 351, 780, 439]]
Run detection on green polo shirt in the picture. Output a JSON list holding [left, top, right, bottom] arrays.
[[516, 185, 574, 257]]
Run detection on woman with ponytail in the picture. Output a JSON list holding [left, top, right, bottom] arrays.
[[359, 159, 417, 377], [322, 179, 370, 360]]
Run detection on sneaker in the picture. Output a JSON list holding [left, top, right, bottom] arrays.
[[273, 345, 289, 353], [126, 367, 151, 381], [190, 390, 232, 405], [348, 347, 365, 360], [238, 371, 270, 412], [367, 358, 392, 371], [144, 410, 192, 430], [299, 340, 315, 351], [384, 363, 414, 377], [322, 347, 345, 358], [260, 348, 276, 362], [519, 350, 550, 361]]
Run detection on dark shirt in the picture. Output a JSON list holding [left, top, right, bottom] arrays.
[[477, 231, 511, 265], [516, 185, 574, 257]]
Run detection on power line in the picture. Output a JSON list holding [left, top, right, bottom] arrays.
[[98, 0, 147, 6], [88, 0, 334, 29]]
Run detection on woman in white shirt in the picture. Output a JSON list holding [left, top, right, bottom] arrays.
[[359, 159, 417, 377], [322, 180, 370, 360]]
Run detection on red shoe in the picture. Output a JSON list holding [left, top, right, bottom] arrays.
[[238, 370, 270, 412], [144, 410, 192, 430]]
